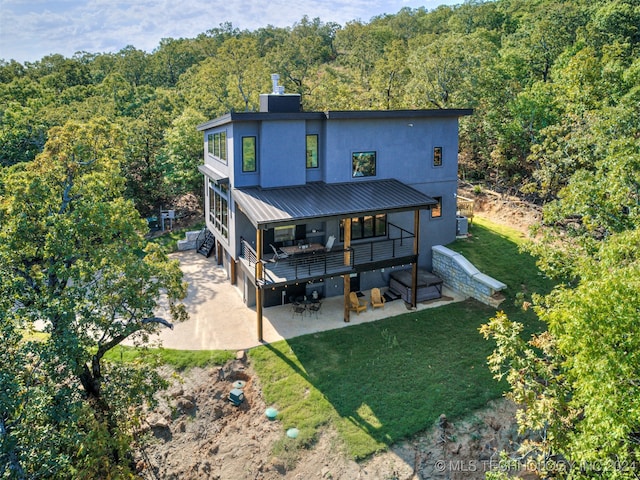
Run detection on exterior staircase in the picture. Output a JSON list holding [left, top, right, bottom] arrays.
[[196, 229, 215, 257]]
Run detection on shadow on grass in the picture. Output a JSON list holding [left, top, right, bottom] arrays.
[[250, 218, 555, 459]]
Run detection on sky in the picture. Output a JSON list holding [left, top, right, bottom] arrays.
[[0, 0, 460, 64]]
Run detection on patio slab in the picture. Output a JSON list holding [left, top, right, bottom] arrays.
[[148, 251, 466, 351]]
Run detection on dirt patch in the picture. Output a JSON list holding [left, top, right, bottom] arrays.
[[135, 357, 533, 480], [458, 183, 542, 235]]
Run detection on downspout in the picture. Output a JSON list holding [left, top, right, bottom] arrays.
[[343, 218, 352, 322], [411, 209, 420, 309], [256, 229, 264, 342]]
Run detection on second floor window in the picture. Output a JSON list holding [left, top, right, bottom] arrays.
[[208, 131, 227, 163], [306, 134, 318, 168], [433, 146, 442, 167], [242, 136, 256, 172], [340, 214, 387, 241], [352, 151, 376, 177]]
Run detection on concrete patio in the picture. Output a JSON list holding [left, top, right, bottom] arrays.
[[148, 251, 465, 351]]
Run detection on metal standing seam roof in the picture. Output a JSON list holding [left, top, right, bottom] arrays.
[[232, 179, 437, 229]]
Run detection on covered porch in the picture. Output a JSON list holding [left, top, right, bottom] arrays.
[[239, 221, 417, 287], [232, 179, 437, 341]]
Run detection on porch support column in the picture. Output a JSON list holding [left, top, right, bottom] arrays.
[[256, 229, 264, 342], [343, 218, 352, 323], [217, 241, 223, 266], [230, 258, 237, 285], [411, 209, 420, 309]]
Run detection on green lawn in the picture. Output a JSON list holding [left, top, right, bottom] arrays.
[[104, 345, 234, 369], [249, 216, 555, 458], [147, 221, 204, 253]]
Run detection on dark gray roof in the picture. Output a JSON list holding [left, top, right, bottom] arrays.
[[233, 179, 437, 229], [197, 109, 473, 131]]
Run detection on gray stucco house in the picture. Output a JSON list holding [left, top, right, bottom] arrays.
[[197, 75, 471, 340]]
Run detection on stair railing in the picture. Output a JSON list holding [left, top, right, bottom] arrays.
[[195, 228, 207, 252]]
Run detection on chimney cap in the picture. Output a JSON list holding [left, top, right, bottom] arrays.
[[271, 73, 283, 94]]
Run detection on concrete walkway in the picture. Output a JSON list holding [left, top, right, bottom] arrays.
[[149, 251, 465, 351]]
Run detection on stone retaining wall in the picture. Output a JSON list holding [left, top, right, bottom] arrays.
[[177, 230, 203, 251], [432, 245, 506, 307]]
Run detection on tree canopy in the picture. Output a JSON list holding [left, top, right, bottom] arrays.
[[0, 0, 636, 209], [0, 118, 187, 477], [1, 0, 639, 476]]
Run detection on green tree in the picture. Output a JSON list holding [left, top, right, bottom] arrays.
[[121, 88, 178, 216], [264, 16, 338, 98], [0, 118, 187, 477], [159, 107, 208, 198], [179, 35, 266, 117], [148, 37, 204, 88], [481, 231, 640, 478], [334, 21, 393, 88], [114, 45, 150, 87], [368, 40, 411, 110], [0, 101, 48, 166], [481, 81, 640, 479], [406, 30, 498, 109], [500, 1, 587, 84]]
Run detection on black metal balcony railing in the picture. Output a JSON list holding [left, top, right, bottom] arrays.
[[240, 223, 416, 287]]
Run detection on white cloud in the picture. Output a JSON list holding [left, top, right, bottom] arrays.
[[0, 0, 458, 63]]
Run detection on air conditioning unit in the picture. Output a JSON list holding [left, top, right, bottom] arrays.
[[456, 215, 468, 236]]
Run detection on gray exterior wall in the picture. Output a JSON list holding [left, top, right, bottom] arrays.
[[200, 107, 468, 285]]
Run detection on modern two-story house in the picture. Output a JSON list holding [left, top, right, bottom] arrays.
[[197, 75, 472, 341]]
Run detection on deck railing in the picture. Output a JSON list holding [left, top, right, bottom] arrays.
[[241, 224, 416, 286], [352, 223, 414, 262]]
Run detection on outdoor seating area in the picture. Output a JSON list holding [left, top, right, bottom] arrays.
[[239, 225, 417, 289], [289, 295, 323, 319], [149, 252, 466, 350], [288, 285, 421, 320]]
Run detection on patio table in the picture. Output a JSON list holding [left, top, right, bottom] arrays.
[[280, 243, 325, 256]]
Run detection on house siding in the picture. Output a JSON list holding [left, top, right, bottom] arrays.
[[198, 101, 471, 309]]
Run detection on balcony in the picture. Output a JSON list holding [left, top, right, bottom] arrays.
[[239, 223, 416, 287]]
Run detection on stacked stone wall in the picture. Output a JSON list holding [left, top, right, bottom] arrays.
[[432, 245, 506, 307], [177, 230, 203, 251]]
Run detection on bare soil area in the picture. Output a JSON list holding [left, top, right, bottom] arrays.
[[135, 358, 533, 480], [457, 183, 542, 236], [135, 186, 541, 480]]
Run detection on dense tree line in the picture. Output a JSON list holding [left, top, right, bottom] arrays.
[[1, 0, 639, 477], [1, 1, 637, 211]]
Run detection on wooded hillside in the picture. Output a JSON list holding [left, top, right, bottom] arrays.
[[1, 0, 639, 478], [1, 0, 638, 215]]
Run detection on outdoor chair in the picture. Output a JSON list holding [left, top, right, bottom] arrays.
[[349, 291, 367, 315], [308, 301, 322, 318], [325, 235, 335, 252], [292, 303, 306, 318], [269, 244, 289, 262], [370, 288, 386, 309]]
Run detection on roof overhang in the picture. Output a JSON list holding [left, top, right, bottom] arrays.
[[233, 179, 437, 230], [198, 164, 229, 184], [196, 109, 473, 131]]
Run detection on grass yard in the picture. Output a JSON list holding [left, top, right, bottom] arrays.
[[249, 217, 555, 459], [104, 345, 234, 369], [148, 221, 204, 253]]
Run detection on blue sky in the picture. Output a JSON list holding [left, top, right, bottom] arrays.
[[0, 0, 460, 64]]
